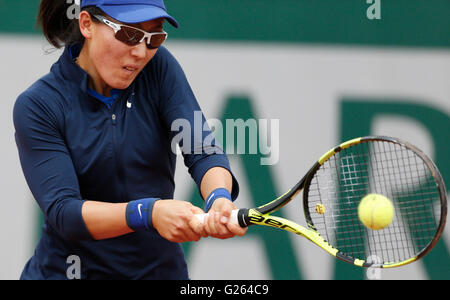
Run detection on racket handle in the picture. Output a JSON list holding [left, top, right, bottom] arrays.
[[195, 209, 239, 224]]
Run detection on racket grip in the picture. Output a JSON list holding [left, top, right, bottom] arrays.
[[195, 209, 239, 224]]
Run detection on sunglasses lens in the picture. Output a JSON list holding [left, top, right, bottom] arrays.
[[147, 33, 167, 49], [116, 26, 145, 46], [114, 24, 167, 49]]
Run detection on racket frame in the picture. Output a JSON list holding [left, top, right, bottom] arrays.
[[236, 136, 447, 268]]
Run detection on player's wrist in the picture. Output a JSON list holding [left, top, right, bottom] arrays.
[[125, 198, 160, 231], [205, 188, 232, 212]]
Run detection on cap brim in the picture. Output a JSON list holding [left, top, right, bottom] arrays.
[[99, 4, 179, 28]]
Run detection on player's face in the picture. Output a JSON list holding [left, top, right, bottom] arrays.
[[82, 14, 165, 94]]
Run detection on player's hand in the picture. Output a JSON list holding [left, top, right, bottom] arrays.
[[152, 200, 208, 243], [204, 198, 247, 239]]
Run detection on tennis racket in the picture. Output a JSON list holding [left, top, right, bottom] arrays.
[[196, 136, 447, 268]]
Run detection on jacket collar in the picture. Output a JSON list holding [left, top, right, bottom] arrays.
[[60, 43, 129, 103], [56, 43, 90, 94]]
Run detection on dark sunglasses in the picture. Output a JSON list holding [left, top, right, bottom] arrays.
[[93, 15, 168, 49]]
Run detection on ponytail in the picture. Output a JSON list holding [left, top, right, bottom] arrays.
[[37, 0, 103, 48]]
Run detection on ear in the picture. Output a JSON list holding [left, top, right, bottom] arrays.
[[78, 11, 95, 40]]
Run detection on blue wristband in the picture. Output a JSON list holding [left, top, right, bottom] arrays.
[[205, 188, 232, 212], [126, 198, 159, 231]]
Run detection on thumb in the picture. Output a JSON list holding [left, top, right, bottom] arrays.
[[190, 205, 205, 215]]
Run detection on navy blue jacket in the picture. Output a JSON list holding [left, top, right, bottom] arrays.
[[14, 44, 238, 279]]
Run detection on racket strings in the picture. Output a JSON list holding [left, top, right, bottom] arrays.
[[307, 140, 441, 264]]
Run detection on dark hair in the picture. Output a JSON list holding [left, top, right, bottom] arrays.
[[37, 0, 104, 48]]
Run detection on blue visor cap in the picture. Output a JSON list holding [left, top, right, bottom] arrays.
[[81, 0, 179, 27]]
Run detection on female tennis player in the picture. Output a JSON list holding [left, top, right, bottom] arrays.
[[14, 0, 246, 280]]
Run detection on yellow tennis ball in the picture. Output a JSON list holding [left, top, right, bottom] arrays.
[[358, 194, 394, 230]]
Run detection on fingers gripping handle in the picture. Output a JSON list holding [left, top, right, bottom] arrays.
[[195, 209, 239, 225]]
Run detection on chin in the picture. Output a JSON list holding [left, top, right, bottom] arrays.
[[110, 78, 134, 90]]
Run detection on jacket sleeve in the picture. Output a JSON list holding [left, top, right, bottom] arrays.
[[155, 47, 239, 200], [13, 91, 92, 241]]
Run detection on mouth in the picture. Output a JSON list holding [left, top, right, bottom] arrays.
[[123, 65, 139, 74]]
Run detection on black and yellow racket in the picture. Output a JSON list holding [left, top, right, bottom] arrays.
[[197, 136, 447, 268]]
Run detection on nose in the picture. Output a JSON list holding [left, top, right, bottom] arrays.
[[130, 40, 147, 59]]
